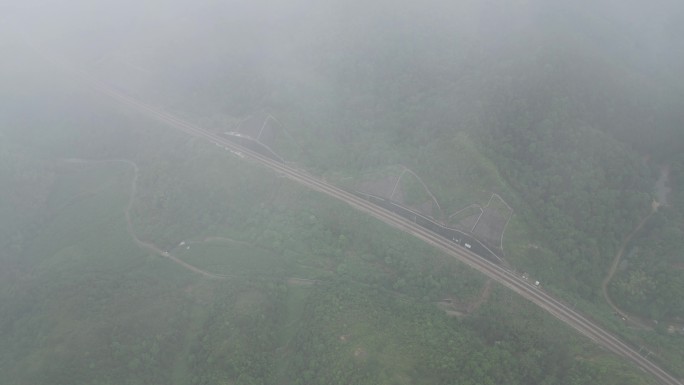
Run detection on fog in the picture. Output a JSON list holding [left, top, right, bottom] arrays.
[[6, 1, 683, 100], [2, 1, 684, 384], [2, 0, 683, 175]]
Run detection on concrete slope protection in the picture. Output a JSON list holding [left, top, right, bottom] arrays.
[[62, 66, 681, 385], [353, 190, 504, 264]]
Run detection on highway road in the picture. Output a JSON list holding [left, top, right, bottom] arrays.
[[75, 70, 681, 385]]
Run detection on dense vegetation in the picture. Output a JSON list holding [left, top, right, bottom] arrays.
[[609, 156, 684, 320], [0, 127, 654, 384], [288, 280, 651, 385], [2, 0, 683, 383]]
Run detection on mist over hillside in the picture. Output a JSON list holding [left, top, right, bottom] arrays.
[[1, 1, 683, 384], [7, 0, 683, 150]]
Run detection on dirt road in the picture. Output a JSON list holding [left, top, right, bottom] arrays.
[[66, 158, 227, 279], [601, 207, 655, 329]]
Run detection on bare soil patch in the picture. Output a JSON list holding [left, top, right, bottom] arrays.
[[353, 347, 368, 360], [437, 280, 493, 317]]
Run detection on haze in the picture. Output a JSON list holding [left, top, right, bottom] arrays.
[[1, 1, 683, 385]]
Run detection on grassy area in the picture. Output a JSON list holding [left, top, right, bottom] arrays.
[[272, 284, 315, 383], [398, 171, 431, 207], [407, 132, 513, 213]]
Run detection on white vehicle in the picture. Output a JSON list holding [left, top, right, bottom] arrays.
[[464, 243, 472, 249], [534, 281, 540, 287], [229, 150, 245, 159]]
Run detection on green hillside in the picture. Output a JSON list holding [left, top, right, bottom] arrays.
[[1, 0, 683, 383]]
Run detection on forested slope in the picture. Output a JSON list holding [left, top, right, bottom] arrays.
[[2, 0, 684, 383]]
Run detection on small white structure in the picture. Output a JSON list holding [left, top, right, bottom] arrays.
[[534, 281, 540, 287], [465, 243, 472, 249]]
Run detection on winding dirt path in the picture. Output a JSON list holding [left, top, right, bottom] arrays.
[[64, 158, 226, 279], [601, 208, 655, 328]]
